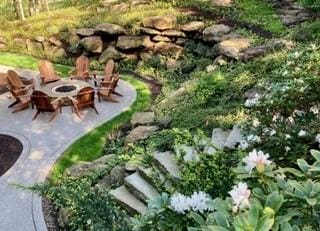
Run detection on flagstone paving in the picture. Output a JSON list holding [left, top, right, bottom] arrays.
[[0, 65, 136, 231]]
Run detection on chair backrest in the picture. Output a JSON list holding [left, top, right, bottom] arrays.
[[75, 55, 89, 76], [76, 86, 95, 107], [39, 60, 57, 80], [31, 90, 54, 111], [104, 59, 115, 81], [7, 70, 24, 90]]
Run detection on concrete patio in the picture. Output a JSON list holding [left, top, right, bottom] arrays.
[[0, 65, 136, 230]]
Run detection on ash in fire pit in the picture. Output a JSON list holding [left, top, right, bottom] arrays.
[[55, 85, 77, 93]]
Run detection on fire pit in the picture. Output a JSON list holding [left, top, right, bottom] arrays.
[[52, 84, 79, 95]]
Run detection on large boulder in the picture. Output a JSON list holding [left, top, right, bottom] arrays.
[[125, 126, 159, 143], [218, 38, 250, 59], [153, 42, 183, 58], [65, 29, 81, 47], [131, 112, 155, 127], [161, 29, 186, 37], [52, 47, 67, 58], [48, 36, 63, 47], [80, 36, 103, 53], [116, 35, 151, 50], [211, 0, 233, 7], [26, 39, 43, 53], [13, 38, 26, 50], [138, 27, 161, 35], [202, 24, 232, 42], [0, 37, 7, 49], [95, 23, 126, 35], [181, 21, 205, 32], [99, 45, 126, 63], [76, 28, 95, 37], [143, 15, 177, 30], [152, 35, 171, 42]]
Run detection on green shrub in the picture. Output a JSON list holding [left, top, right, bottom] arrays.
[[179, 151, 237, 198], [30, 175, 130, 230]]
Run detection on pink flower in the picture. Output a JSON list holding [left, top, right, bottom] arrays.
[[229, 182, 251, 212], [243, 149, 272, 174]]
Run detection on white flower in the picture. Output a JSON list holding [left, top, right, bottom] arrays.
[[285, 146, 291, 152], [252, 119, 260, 127], [287, 61, 293, 65], [247, 135, 261, 143], [269, 129, 277, 136], [310, 106, 319, 115], [287, 117, 294, 124], [298, 130, 307, 137], [315, 134, 320, 143], [188, 192, 211, 213], [229, 182, 251, 212], [282, 70, 288, 76], [293, 110, 305, 117], [285, 134, 291, 140], [293, 51, 301, 58], [170, 192, 211, 214], [244, 98, 259, 107], [272, 113, 280, 121], [170, 193, 190, 214], [239, 140, 249, 150], [243, 149, 272, 174]]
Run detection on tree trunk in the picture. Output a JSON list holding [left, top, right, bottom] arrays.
[[13, 0, 25, 21], [28, 0, 36, 16], [41, 0, 49, 12]]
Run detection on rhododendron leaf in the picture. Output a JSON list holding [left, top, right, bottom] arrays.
[[189, 212, 205, 226], [248, 203, 259, 228], [310, 149, 320, 162], [256, 216, 274, 231], [213, 212, 229, 228], [306, 198, 317, 206], [280, 221, 293, 231], [206, 226, 229, 231], [265, 191, 283, 213], [288, 181, 305, 195], [297, 159, 309, 173], [281, 168, 304, 177]]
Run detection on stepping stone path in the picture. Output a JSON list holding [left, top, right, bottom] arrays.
[[211, 125, 244, 149], [268, 0, 313, 26], [109, 151, 180, 214]]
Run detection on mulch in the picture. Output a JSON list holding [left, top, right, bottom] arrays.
[[0, 134, 23, 177]]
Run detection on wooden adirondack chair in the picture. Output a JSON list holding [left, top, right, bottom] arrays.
[[97, 77, 118, 103], [69, 87, 99, 118], [69, 55, 91, 82], [6, 70, 34, 111], [31, 90, 63, 121], [100, 60, 122, 97], [39, 60, 60, 85]]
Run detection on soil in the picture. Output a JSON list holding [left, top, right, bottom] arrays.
[[42, 197, 59, 231], [0, 134, 23, 177]]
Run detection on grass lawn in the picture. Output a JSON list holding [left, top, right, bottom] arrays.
[[0, 52, 151, 182]]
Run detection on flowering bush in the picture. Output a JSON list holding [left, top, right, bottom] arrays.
[[134, 149, 320, 230], [243, 44, 320, 166]]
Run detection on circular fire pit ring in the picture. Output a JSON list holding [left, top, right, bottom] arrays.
[[52, 84, 80, 95], [0, 134, 23, 177]]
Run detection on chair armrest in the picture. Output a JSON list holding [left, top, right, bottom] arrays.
[[67, 96, 78, 104], [51, 97, 63, 105], [16, 94, 31, 99]]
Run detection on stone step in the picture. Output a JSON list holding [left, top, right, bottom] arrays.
[[109, 185, 147, 215], [138, 166, 173, 191], [211, 128, 231, 149], [154, 151, 181, 182], [124, 172, 160, 202], [224, 125, 244, 149]]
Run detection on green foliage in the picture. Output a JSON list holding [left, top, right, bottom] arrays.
[[243, 44, 320, 166], [179, 151, 237, 198], [234, 0, 285, 34], [299, 0, 320, 11], [30, 175, 130, 231], [293, 21, 320, 42]]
